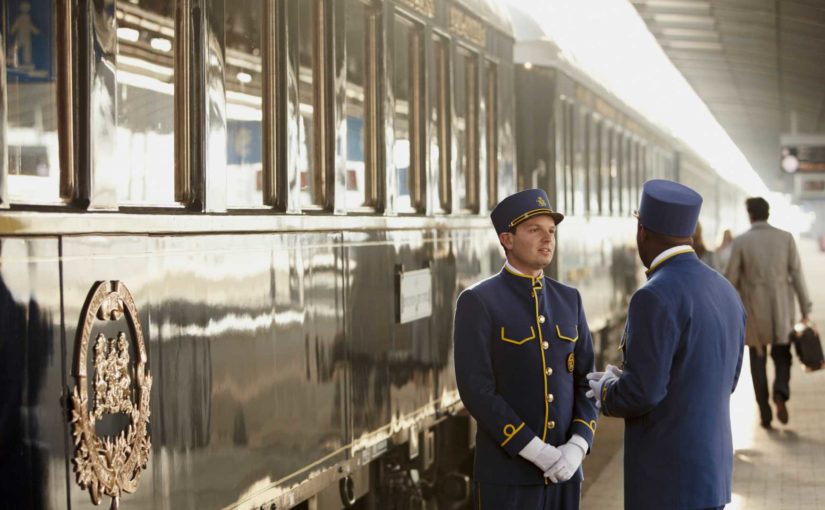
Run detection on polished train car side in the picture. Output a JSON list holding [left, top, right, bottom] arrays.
[[1, 1, 750, 510], [1, 1, 515, 509]]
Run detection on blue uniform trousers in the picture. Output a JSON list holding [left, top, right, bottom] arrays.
[[474, 481, 581, 510]]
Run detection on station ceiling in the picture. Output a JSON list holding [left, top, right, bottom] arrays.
[[630, 0, 825, 193]]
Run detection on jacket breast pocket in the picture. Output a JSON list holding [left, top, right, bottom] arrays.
[[555, 324, 579, 343], [499, 326, 536, 346]]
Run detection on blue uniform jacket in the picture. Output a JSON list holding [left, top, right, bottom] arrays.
[[602, 251, 746, 509], [454, 266, 598, 485]]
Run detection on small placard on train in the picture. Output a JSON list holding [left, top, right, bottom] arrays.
[[397, 267, 433, 324]]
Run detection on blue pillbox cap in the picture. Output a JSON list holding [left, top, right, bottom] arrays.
[[637, 179, 702, 237], [490, 189, 564, 234]]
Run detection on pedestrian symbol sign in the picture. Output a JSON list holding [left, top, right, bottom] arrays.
[[5, 0, 53, 82]]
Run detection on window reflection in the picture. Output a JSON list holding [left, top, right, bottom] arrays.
[[431, 34, 450, 212], [455, 46, 477, 212], [393, 16, 413, 212], [485, 61, 497, 210], [294, 0, 320, 208], [226, 0, 264, 208], [345, 0, 367, 209], [5, 0, 60, 202], [115, 0, 176, 204], [496, 68, 515, 201]]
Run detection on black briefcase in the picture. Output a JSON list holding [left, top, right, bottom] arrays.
[[791, 322, 824, 372]]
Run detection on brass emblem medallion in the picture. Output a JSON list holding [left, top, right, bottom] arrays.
[[70, 281, 152, 509], [567, 353, 575, 373]]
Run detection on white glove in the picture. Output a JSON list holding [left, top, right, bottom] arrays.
[[519, 437, 562, 472], [544, 439, 586, 483], [586, 365, 623, 409]]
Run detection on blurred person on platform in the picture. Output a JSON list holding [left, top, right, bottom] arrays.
[[716, 229, 734, 272], [725, 197, 812, 429], [691, 221, 719, 270]]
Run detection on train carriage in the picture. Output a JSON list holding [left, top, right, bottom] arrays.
[[1, 1, 749, 509]]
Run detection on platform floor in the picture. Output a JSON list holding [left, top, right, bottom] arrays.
[[581, 237, 825, 509]]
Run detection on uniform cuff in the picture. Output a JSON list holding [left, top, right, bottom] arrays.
[[570, 418, 597, 448], [500, 422, 534, 457]]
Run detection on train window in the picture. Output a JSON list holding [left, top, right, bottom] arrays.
[[294, 0, 322, 208], [631, 140, 642, 201], [639, 143, 647, 186], [225, 1, 264, 208], [601, 123, 611, 216], [114, 0, 176, 204], [344, 0, 371, 210], [554, 100, 565, 214], [497, 66, 515, 201], [392, 15, 423, 213], [626, 139, 634, 207], [609, 128, 621, 215], [566, 101, 575, 215], [617, 131, 626, 215], [485, 61, 497, 210], [581, 110, 591, 215], [455, 46, 478, 213], [5, 0, 61, 203], [431, 33, 451, 213], [591, 119, 604, 215], [573, 106, 586, 216]]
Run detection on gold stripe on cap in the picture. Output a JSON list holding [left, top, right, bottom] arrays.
[[508, 208, 553, 228]]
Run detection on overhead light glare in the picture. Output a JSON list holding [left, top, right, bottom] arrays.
[[653, 13, 715, 25], [236, 72, 252, 84], [666, 40, 723, 51], [150, 37, 172, 53], [660, 27, 719, 39], [645, 0, 710, 10], [117, 27, 140, 42]]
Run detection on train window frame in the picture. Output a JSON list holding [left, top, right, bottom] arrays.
[[566, 100, 575, 215], [292, 0, 332, 212], [432, 31, 452, 214], [592, 116, 603, 215], [581, 108, 591, 216], [454, 43, 479, 214], [343, 0, 380, 213], [605, 123, 616, 216], [4, 1, 73, 207], [485, 59, 498, 211], [391, 12, 425, 215]]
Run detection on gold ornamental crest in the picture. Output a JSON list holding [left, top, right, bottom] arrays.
[[70, 281, 152, 509]]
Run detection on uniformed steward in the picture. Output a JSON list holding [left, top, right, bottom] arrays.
[[587, 179, 746, 510], [453, 188, 598, 510]]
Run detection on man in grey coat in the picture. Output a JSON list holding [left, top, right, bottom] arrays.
[[725, 197, 812, 429]]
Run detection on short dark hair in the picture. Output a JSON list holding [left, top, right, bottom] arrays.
[[746, 197, 769, 221]]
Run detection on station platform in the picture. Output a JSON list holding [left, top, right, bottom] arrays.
[[581, 237, 825, 509]]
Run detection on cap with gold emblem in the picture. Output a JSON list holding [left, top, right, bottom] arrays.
[[490, 188, 564, 234]]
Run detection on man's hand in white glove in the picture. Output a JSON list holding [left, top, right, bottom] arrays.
[[519, 437, 562, 472], [544, 435, 587, 483], [585, 364, 623, 408]]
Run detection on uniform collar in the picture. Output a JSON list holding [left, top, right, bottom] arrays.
[[645, 245, 695, 277], [503, 260, 544, 289]]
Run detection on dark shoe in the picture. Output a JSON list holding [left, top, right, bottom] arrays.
[[760, 420, 773, 430], [775, 400, 789, 425]]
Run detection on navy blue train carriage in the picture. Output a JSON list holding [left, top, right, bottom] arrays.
[[0, 1, 747, 509]]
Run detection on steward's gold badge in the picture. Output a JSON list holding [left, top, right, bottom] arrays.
[[536, 196, 547, 207], [567, 352, 575, 373]]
